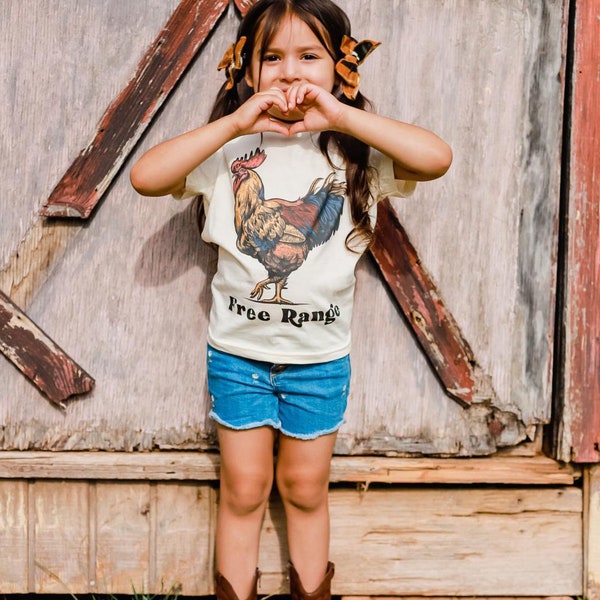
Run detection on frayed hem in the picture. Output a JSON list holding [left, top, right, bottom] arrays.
[[278, 420, 345, 441], [209, 411, 281, 432], [210, 412, 345, 440]]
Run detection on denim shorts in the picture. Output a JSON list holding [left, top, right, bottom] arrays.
[[206, 345, 350, 440]]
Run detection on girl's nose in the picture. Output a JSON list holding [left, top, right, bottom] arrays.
[[280, 57, 299, 81]]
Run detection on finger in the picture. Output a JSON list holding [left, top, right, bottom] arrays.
[[287, 120, 308, 136], [287, 83, 307, 108], [257, 94, 288, 115], [269, 119, 292, 134], [265, 87, 290, 111]]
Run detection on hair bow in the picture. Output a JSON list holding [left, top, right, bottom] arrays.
[[335, 35, 381, 100], [217, 36, 247, 90]]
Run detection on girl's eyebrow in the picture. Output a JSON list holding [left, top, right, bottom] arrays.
[[263, 44, 327, 54]]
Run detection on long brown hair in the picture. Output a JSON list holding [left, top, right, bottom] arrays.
[[209, 0, 376, 250]]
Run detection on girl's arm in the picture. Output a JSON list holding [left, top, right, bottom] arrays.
[[334, 106, 452, 181], [130, 88, 291, 197], [130, 116, 239, 197], [286, 84, 452, 181]]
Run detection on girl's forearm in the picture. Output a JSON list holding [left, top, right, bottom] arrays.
[[333, 106, 452, 181], [130, 115, 239, 197]]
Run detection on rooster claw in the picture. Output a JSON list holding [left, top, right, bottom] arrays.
[[250, 279, 293, 304], [250, 287, 264, 301]]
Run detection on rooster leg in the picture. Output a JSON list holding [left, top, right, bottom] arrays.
[[268, 280, 294, 304], [250, 277, 293, 304], [250, 277, 277, 301]]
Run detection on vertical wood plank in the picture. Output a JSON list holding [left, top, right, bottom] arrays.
[[32, 480, 90, 593], [560, 0, 600, 462], [95, 482, 151, 593], [88, 482, 98, 592], [258, 493, 289, 594], [0, 480, 29, 592], [586, 465, 600, 600], [154, 483, 214, 595], [28, 481, 35, 591]]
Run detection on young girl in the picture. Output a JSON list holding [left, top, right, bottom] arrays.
[[130, 1, 451, 599]]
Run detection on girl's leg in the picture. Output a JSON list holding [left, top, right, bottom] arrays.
[[275, 432, 337, 592], [216, 424, 277, 599]]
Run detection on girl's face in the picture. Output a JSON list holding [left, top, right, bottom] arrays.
[[245, 13, 336, 120]]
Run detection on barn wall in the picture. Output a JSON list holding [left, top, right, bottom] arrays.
[[0, 0, 595, 596], [0, 453, 583, 595], [0, 0, 567, 457]]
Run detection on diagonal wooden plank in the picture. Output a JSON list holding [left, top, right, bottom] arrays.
[[40, 0, 229, 219], [370, 199, 497, 407], [233, 0, 255, 15], [0, 291, 95, 407]]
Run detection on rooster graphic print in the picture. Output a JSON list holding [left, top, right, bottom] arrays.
[[231, 148, 346, 305]]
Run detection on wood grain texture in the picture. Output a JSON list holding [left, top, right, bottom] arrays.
[[0, 291, 94, 406], [40, 0, 228, 218], [33, 481, 91, 593], [557, 0, 600, 463], [0, 480, 28, 591], [0, 0, 566, 456], [0, 451, 580, 485], [0, 481, 583, 595], [586, 465, 600, 600], [328, 487, 581, 596], [371, 200, 496, 408]]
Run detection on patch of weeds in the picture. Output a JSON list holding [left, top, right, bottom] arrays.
[[2, 580, 183, 600]]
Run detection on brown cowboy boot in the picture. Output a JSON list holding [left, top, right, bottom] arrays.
[[289, 561, 335, 600], [215, 569, 260, 600]]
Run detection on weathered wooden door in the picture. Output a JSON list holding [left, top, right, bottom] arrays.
[[1, 0, 566, 457]]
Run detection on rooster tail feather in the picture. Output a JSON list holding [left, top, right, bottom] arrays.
[[303, 174, 346, 251]]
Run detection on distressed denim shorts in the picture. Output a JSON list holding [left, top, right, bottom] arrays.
[[206, 345, 350, 440]]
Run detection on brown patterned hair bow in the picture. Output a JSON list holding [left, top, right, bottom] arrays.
[[218, 36, 247, 90], [335, 35, 381, 100]]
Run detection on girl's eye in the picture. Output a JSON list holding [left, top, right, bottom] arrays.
[[302, 54, 317, 60], [263, 54, 280, 62]]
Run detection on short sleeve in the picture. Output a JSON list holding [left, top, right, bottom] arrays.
[[370, 149, 417, 201], [171, 148, 225, 201]]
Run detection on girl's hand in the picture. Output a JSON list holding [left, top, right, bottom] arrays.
[[284, 83, 345, 135], [232, 85, 345, 137], [231, 88, 294, 136]]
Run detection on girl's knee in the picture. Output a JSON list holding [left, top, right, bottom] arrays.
[[276, 469, 329, 512], [220, 471, 273, 515]]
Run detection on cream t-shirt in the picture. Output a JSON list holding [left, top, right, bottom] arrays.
[[177, 132, 414, 364]]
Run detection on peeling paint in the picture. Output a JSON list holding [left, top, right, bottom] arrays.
[[40, 0, 229, 219], [370, 199, 498, 409], [0, 291, 95, 406]]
